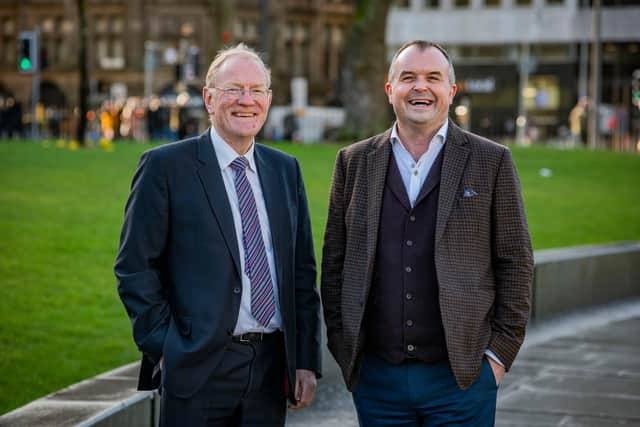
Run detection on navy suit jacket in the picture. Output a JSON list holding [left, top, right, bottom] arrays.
[[115, 130, 321, 401]]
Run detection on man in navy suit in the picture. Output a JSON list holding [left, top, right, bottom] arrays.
[[115, 43, 321, 427]]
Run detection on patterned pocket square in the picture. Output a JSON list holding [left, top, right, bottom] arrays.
[[462, 189, 478, 198]]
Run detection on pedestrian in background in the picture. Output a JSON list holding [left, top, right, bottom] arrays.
[[321, 40, 533, 426]]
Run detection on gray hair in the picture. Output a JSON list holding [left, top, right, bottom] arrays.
[[388, 40, 456, 85], [204, 43, 271, 88]]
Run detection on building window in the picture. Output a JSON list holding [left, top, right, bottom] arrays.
[[454, 0, 471, 6], [2, 18, 15, 65], [325, 25, 344, 81], [524, 75, 560, 111], [546, 0, 563, 4], [424, 0, 440, 7], [95, 17, 109, 34], [485, 0, 501, 6], [94, 15, 125, 69], [532, 44, 572, 59], [515, 0, 532, 5], [112, 18, 124, 34], [602, 0, 639, 5], [233, 20, 243, 39], [3, 18, 14, 35]]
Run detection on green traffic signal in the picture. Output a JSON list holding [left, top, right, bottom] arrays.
[[19, 57, 32, 71], [18, 32, 37, 73]]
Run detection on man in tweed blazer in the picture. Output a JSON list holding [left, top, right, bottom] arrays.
[[321, 40, 533, 426]]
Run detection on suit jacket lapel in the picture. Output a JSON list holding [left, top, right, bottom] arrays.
[[196, 130, 241, 275], [366, 130, 392, 282], [435, 121, 470, 246], [254, 144, 287, 299]]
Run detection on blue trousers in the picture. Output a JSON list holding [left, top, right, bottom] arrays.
[[353, 353, 498, 427]]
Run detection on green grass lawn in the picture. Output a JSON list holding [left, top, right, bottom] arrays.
[[0, 139, 639, 414]]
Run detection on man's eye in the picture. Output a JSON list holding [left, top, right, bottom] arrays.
[[227, 88, 242, 95], [251, 89, 265, 96]]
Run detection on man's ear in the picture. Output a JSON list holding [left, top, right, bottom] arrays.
[[385, 82, 393, 104], [202, 87, 213, 113], [449, 84, 458, 103]]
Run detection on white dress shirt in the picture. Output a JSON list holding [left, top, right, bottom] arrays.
[[210, 127, 282, 334], [390, 121, 447, 207], [389, 121, 504, 368]]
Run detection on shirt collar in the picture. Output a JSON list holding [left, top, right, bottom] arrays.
[[390, 120, 449, 148], [209, 126, 257, 173]]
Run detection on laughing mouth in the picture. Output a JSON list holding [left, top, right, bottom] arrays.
[[232, 112, 258, 117], [408, 99, 434, 106]]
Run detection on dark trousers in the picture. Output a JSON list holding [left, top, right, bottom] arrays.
[[353, 352, 498, 427], [160, 332, 286, 427]]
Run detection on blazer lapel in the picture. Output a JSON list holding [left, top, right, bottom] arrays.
[[254, 144, 287, 300], [366, 130, 392, 283], [435, 122, 470, 246], [196, 130, 241, 275]]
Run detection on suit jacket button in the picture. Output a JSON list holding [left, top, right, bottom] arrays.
[[233, 287, 241, 294]]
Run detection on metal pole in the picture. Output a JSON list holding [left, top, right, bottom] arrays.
[[578, 0, 589, 99], [587, 0, 601, 150], [31, 28, 40, 140], [144, 41, 157, 102], [516, 42, 530, 146]]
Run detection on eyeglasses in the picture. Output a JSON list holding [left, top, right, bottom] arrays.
[[211, 87, 271, 101]]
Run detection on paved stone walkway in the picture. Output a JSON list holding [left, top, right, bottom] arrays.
[[287, 301, 640, 427]]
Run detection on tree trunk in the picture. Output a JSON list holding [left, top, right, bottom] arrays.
[[206, 0, 235, 61], [75, 0, 88, 145], [339, 0, 392, 141]]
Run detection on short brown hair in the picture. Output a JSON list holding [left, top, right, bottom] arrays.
[[388, 40, 456, 84]]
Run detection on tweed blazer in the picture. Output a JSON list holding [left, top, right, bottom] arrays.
[[320, 121, 533, 391]]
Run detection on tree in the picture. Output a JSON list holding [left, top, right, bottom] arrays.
[[339, 0, 393, 141], [76, 0, 88, 145], [206, 0, 235, 60]]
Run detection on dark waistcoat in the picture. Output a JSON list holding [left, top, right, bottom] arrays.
[[364, 149, 448, 364]]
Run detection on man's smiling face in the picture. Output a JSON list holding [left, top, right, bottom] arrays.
[[204, 55, 272, 148], [385, 45, 457, 131]]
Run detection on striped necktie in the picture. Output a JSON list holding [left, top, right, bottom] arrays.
[[230, 156, 276, 327]]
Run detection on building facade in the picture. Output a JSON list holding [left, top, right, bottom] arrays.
[[0, 0, 352, 137], [387, 0, 640, 145]]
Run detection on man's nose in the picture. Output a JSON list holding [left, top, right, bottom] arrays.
[[237, 90, 255, 104], [412, 78, 430, 91]]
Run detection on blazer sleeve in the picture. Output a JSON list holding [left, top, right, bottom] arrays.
[[488, 148, 533, 370], [114, 150, 171, 365], [320, 149, 347, 362], [293, 159, 322, 376]]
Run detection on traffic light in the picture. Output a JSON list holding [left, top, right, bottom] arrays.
[[18, 31, 39, 73]]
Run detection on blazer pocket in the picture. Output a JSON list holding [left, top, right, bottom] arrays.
[[175, 316, 192, 338]]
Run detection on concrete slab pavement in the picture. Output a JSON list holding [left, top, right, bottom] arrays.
[[286, 299, 640, 427]]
